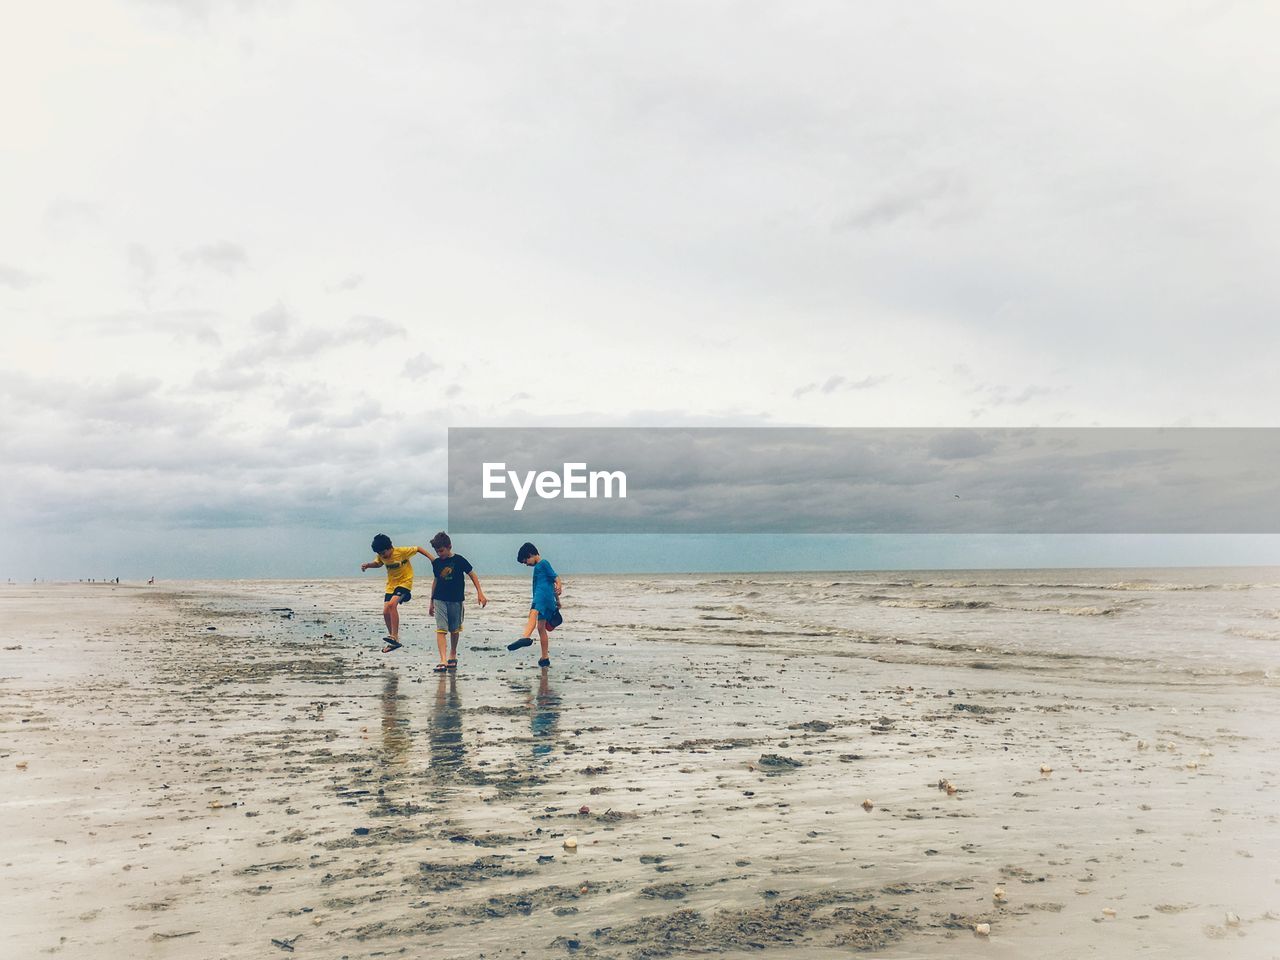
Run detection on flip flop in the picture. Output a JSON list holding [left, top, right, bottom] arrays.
[[446, 658, 458, 671], [433, 663, 448, 673], [508, 637, 533, 651], [382, 637, 403, 653], [538, 657, 551, 668]]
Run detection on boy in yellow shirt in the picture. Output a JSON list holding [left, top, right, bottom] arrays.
[[360, 533, 435, 653]]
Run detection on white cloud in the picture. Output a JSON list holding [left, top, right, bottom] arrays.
[[0, 263, 38, 289], [182, 241, 249, 274], [2, 0, 1278, 574], [328, 272, 364, 292], [403, 352, 440, 379]]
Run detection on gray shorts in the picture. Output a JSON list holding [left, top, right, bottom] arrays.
[[434, 600, 464, 634]]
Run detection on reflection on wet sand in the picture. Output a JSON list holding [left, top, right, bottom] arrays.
[[379, 670, 411, 766], [529, 668, 560, 762], [375, 669, 416, 815], [428, 672, 467, 778]]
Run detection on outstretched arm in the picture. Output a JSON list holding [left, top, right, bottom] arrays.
[[361, 560, 383, 572], [415, 546, 436, 560], [468, 571, 488, 607]]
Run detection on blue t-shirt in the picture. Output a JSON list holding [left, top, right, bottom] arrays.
[[532, 558, 558, 604]]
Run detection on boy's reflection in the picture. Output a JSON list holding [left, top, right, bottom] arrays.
[[376, 670, 413, 816], [380, 670, 410, 766], [428, 671, 467, 776], [530, 668, 561, 761]]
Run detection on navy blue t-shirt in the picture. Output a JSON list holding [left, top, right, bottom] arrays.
[[431, 554, 473, 603]]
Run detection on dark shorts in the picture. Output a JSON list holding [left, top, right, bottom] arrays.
[[384, 587, 412, 604]]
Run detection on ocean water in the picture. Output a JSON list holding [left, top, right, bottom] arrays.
[[191, 566, 1280, 687]]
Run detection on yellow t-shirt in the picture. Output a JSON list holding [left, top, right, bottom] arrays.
[[376, 546, 418, 591]]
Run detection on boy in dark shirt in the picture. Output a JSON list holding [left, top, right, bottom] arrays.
[[428, 532, 487, 672]]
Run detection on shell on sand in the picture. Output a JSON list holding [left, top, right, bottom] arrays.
[[974, 922, 991, 936], [1039, 764, 1053, 774], [1102, 907, 1117, 918], [861, 799, 874, 811], [563, 838, 578, 850]]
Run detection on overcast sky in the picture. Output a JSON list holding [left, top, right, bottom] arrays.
[[2, 1, 1279, 578]]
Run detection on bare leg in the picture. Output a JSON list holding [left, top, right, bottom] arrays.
[[450, 631, 460, 658], [538, 620, 550, 660], [435, 631, 448, 664], [382, 597, 405, 653], [508, 610, 541, 652]]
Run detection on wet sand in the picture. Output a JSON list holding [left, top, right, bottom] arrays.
[[2, 581, 1278, 958]]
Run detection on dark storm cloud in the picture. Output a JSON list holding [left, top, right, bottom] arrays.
[[0, 370, 216, 438], [1, 387, 448, 534]]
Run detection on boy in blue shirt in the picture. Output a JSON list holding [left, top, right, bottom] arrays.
[[507, 541, 561, 668]]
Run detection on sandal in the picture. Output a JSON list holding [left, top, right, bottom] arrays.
[[432, 663, 448, 673], [446, 658, 458, 671], [382, 637, 403, 653], [538, 657, 551, 668], [507, 637, 533, 651]]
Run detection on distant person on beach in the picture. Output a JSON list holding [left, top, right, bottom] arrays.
[[507, 541, 562, 668], [361, 534, 435, 653], [427, 531, 488, 674]]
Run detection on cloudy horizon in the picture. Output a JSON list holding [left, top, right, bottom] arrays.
[[3, 2, 1279, 578]]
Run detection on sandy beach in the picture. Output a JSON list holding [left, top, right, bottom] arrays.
[[2, 575, 1278, 959]]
